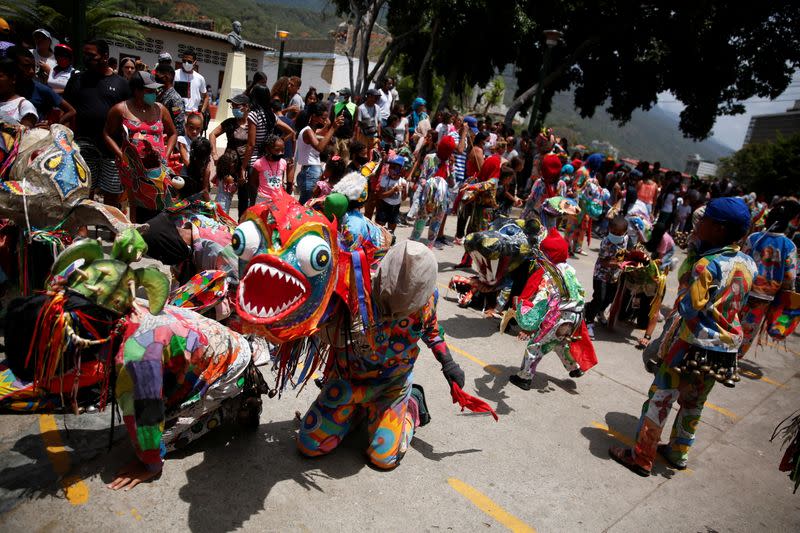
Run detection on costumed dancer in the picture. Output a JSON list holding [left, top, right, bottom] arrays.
[[565, 153, 604, 255], [111, 305, 268, 490], [521, 153, 567, 228], [410, 135, 456, 247], [298, 242, 477, 469], [584, 216, 629, 338], [610, 197, 756, 476], [509, 228, 598, 391], [738, 200, 799, 357], [328, 171, 392, 254]]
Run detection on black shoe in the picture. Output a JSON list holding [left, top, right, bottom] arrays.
[[569, 368, 584, 378], [410, 384, 431, 426], [657, 444, 687, 470], [509, 374, 532, 391]]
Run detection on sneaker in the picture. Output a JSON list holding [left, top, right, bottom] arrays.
[[586, 323, 595, 339], [410, 384, 431, 426], [578, 249, 589, 256], [569, 368, 584, 378], [509, 373, 532, 391]]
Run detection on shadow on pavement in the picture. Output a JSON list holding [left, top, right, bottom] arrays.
[[737, 359, 764, 380], [579, 411, 680, 479], [439, 314, 498, 339], [0, 421, 127, 514], [177, 418, 366, 533], [473, 365, 516, 416], [410, 437, 481, 462]]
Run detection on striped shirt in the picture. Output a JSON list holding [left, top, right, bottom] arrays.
[[449, 131, 467, 184], [247, 107, 277, 169]]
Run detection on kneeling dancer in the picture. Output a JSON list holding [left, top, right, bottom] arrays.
[[297, 241, 466, 469]]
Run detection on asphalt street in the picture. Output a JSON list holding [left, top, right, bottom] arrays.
[[1, 216, 799, 532]]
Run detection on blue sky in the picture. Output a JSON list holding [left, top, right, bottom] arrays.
[[656, 72, 800, 150]]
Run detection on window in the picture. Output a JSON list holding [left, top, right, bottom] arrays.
[[282, 58, 303, 79]]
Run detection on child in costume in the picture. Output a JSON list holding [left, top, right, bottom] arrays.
[[610, 197, 757, 476], [521, 153, 567, 227], [584, 216, 629, 338], [738, 200, 799, 357], [509, 228, 598, 391], [410, 136, 456, 247], [297, 242, 468, 469]]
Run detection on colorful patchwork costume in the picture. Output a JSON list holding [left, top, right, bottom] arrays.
[[615, 198, 757, 474], [410, 136, 456, 244], [297, 241, 466, 469], [116, 305, 266, 471], [739, 228, 798, 356], [510, 228, 598, 389]]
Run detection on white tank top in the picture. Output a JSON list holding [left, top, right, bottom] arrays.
[[294, 126, 321, 167]]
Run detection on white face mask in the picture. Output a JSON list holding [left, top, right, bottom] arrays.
[[182, 61, 194, 73]]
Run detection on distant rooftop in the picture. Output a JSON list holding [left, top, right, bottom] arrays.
[[116, 12, 275, 52]]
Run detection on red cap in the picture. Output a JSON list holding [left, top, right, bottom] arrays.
[[436, 135, 456, 161], [540, 227, 569, 264], [541, 154, 563, 182]]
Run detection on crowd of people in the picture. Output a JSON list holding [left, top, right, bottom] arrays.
[[1, 18, 799, 490]]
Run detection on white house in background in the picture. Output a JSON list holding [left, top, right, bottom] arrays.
[[685, 154, 718, 177], [108, 13, 273, 98], [260, 38, 375, 97]]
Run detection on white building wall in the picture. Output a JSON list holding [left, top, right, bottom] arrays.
[[106, 28, 267, 98], [262, 54, 374, 97]]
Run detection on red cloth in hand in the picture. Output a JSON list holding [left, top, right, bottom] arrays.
[[450, 382, 498, 421], [570, 320, 598, 371]]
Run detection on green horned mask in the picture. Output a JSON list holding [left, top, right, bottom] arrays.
[[49, 228, 170, 315]]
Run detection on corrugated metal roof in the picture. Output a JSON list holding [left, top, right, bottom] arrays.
[[116, 12, 275, 52]]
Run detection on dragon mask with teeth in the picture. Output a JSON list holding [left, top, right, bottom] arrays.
[[463, 217, 546, 287], [232, 187, 339, 344]]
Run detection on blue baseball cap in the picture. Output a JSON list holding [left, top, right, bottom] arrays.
[[388, 155, 406, 167], [464, 116, 479, 134]]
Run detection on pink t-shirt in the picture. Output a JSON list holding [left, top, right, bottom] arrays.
[[253, 156, 287, 196]]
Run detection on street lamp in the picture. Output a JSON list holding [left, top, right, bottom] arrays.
[[277, 30, 290, 78], [528, 29, 563, 136]]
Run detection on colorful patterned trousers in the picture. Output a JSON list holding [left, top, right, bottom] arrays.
[[632, 360, 715, 471], [519, 339, 579, 378], [411, 211, 445, 244], [297, 373, 415, 469]]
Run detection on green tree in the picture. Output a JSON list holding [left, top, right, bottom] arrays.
[[717, 134, 800, 198], [504, 0, 800, 139], [1, 0, 145, 45]]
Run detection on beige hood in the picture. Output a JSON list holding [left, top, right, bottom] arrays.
[[372, 241, 437, 321]]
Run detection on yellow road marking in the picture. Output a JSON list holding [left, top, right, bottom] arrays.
[[38, 414, 89, 505], [448, 477, 536, 533], [592, 422, 693, 473], [738, 369, 785, 388], [592, 422, 634, 447], [703, 402, 737, 420], [448, 343, 502, 375]]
